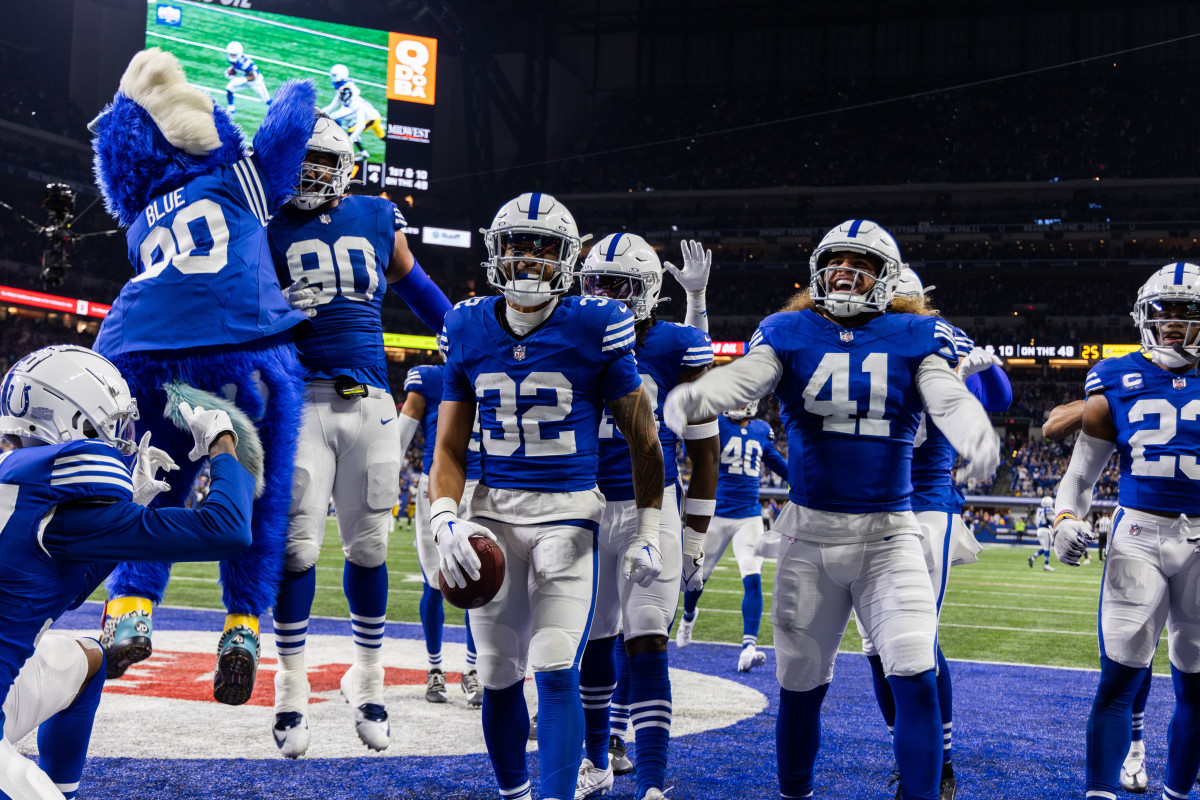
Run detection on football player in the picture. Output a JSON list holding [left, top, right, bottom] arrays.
[[575, 233, 719, 800], [1053, 262, 1200, 800], [1029, 496, 1056, 571], [223, 42, 271, 115], [664, 219, 1001, 800], [430, 193, 665, 800], [267, 116, 453, 757], [0, 345, 253, 800], [398, 362, 483, 707], [676, 399, 787, 673], [323, 65, 385, 163]]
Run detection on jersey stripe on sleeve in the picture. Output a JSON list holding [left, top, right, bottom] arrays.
[[50, 452, 134, 494], [1085, 370, 1103, 394], [404, 367, 423, 392], [232, 159, 271, 226], [681, 344, 715, 367], [601, 316, 636, 353]]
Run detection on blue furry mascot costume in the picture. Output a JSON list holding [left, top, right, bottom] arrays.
[[90, 48, 316, 705]]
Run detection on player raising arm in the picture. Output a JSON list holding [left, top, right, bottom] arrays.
[[664, 219, 1000, 800], [1053, 263, 1200, 800]]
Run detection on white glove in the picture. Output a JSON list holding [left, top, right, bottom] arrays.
[[680, 550, 704, 592], [663, 240, 712, 294], [178, 402, 236, 462], [283, 277, 320, 318], [131, 431, 178, 506], [623, 507, 663, 588], [433, 511, 497, 589], [1054, 519, 1094, 566], [957, 347, 1003, 380], [663, 384, 697, 437]]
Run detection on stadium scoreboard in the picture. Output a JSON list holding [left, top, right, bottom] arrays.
[[147, 0, 437, 193], [976, 342, 1141, 362]]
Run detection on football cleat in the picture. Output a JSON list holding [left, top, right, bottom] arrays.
[[100, 596, 153, 679], [425, 668, 448, 704], [888, 769, 902, 800], [1120, 740, 1148, 793], [737, 645, 766, 672], [940, 762, 956, 800], [609, 735, 634, 776], [213, 615, 260, 705], [675, 614, 696, 648], [272, 668, 310, 759], [529, 710, 538, 740], [341, 664, 390, 751], [1044, 564, 1056, 572], [1028, 555, 1035, 568], [639, 790, 669, 800], [576, 758, 615, 799], [461, 669, 483, 708]]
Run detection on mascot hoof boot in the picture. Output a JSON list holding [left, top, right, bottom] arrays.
[[213, 618, 261, 705], [100, 597, 154, 679]]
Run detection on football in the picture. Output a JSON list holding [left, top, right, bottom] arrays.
[[440, 536, 506, 610]]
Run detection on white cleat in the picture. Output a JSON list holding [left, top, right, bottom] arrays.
[[737, 645, 766, 672], [1120, 740, 1148, 793], [639, 789, 670, 800], [575, 757, 615, 799], [272, 668, 310, 759], [675, 614, 696, 648], [1043, 564, 1056, 572], [340, 664, 391, 751]]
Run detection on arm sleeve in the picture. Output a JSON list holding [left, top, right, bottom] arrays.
[[43, 454, 254, 563], [684, 304, 708, 333], [397, 411, 420, 457], [680, 345, 783, 420], [1054, 432, 1116, 521], [965, 364, 1013, 413], [916, 355, 997, 466], [762, 438, 789, 478]]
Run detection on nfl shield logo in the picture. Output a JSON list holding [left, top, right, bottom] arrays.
[[1129, 524, 1141, 536], [319, 213, 332, 224], [840, 330, 854, 343], [1174, 377, 1187, 390], [513, 345, 526, 361]]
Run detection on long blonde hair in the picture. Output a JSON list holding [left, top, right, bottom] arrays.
[[778, 289, 939, 317]]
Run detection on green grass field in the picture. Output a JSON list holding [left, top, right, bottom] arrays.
[[144, 0, 389, 162], [90, 523, 1173, 676]]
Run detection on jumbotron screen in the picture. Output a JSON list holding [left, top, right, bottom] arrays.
[[145, 0, 435, 192]]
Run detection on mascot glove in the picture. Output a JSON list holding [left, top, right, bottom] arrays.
[[663, 239, 712, 295], [433, 512, 496, 589], [623, 507, 663, 588], [131, 432, 178, 506], [663, 384, 698, 438], [283, 277, 320, 318], [957, 347, 1003, 380], [1054, 519, 1094, 567], [178, 402, 237, 462]]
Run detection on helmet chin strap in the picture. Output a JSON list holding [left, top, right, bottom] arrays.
[[1151, 345, 1199, 369]]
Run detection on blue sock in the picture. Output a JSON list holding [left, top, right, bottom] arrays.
[[742, 574, 763, 641], [888, 670, 941, 800], [611, 632, 630, 739], [935, 647, 953, 764], [482, 679, 531, 798], [225, 90, 234, 106], [535, 667, 584, 800], [344, 562, 388, 667], [777, 683, 829, 798], [272, 567, 315, 670], [1131, 666, 1153, 742], [1044, 551, 1051, 565], [420, 584, 445, 669], [1165, 666, 1200, 798], [579, 636, 616, 767], [1086, 656, 1149, 795], [682, 587, 702, 619], [629, 650, 672, 798], [38, 645, 105, 799], [866, 653, 896, 734], [465, 610, 477, 669]]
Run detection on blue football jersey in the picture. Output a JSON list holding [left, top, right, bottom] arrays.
[[751, 309, 957, 513], [1033, 506, 1053, 527], [94, 157, 308, 356], [404, 364, 481, 480], [440, 295, 642, 492], [0, 440, 134, 728], [269, 195, 400, 390], [597, 321, 713, 501], [1086, 352, 1200, 515], [715, 416, 788, 519], [230, 55, 258, 76]]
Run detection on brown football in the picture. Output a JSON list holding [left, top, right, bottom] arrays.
[[440, 536, 506, 609]]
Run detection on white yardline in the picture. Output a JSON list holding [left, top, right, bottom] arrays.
[[950, 588, 1098, 602], [189, 83, 266, 104], [938, 601, 1097, 616], [936, 621, 1166, 639], [146, 32, 387, 90], [165, 0, 389, 51]]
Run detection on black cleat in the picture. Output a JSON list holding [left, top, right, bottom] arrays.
[[940, 763, 956, 800], [609, 734, 635, 776]]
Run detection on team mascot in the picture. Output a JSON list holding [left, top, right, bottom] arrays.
[[89, 48, 316, 704]]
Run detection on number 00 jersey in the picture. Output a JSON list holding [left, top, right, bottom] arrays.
[[440, 295, 641, 494], [1086, 351, 1200, 516], [596, 321, 713, 501], [750, 308, 957, 514], [715, 416, 788, 519], [94, 157, 308, 356], [404, 363, 482, 480], [269, 195, 402, 390]]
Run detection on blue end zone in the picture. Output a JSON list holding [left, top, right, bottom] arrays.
[[55, 603, 1175, 799]]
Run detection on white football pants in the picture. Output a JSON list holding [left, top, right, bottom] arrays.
[[414, 473, 479, 588], [700, 514, 764, 582], [225, 74, 270, 103], [1037, 526, 1052, 550]]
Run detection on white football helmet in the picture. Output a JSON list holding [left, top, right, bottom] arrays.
[[579, 233, 662, 321], [809, 219, 904, 317], [226, 42, 243, 63], [0, 345, 139, 454], [483, 193, 582, 307], [725, 400, 759, 420], [1040, 496, 1054, 509], [330, 64, 350, 86], [893, 266, 936, 300], [291, 115, 355, 211], [1132, 262, 1200, 368]]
